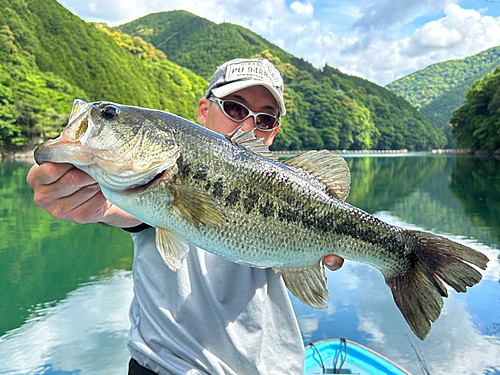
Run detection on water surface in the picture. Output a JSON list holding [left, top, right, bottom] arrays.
[[0, 154, 499, 375]]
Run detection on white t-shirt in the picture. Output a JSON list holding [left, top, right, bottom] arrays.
[[127, 228, 305, 375]]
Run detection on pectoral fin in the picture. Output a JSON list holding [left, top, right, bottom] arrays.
[[278, 260, 329, 309], [155, 227, 190, 271], [170, 184, 226, 228]]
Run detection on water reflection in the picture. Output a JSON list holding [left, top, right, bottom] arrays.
[[1, 154, 500, 375], [346, 153, 448, 213], [0, 271, 133, 375], [0, 161, 133, 336], [450, 157, 500, 245], [292, 212, 500, 375]]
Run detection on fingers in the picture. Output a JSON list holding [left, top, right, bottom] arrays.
[[48, 184, 106, 223], [323, 255, 344, 271], [62, 190, 110, 224], [27, 162, 108, 224], [27, 162, 75, 187], [28, 163, 96, 196]]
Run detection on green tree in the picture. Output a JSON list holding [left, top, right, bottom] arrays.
[[450, 66, 500, 151]]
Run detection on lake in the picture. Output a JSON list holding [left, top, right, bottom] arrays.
[[0, 153, 499, 375]]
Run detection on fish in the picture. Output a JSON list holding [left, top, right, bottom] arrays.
[[34, 99, 489, 340]]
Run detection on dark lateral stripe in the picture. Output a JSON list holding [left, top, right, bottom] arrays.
[[225, 187, 241, 206], [212, 178, 224, 198], [243, 193, 259, 214], [177, 157, 191, 178], [277, 206, 403, 251], [258, 201, 275, 218], [193, 163, 209, 181]]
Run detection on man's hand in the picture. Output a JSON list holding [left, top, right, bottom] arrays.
[[27, 162, 141, 228], [323, 255, 344, 271]]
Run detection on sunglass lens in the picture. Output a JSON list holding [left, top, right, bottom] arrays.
[[223, 101, 248, 121], [256, 115, 279, 130]]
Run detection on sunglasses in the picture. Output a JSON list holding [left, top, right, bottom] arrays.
[[208, 97, 280, 131]]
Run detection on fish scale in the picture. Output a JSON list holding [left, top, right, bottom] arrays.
[[34, 99, 489, 341]]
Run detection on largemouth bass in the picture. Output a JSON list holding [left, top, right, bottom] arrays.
[[34, 99, 489, 340]]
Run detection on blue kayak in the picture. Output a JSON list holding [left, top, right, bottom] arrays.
[[305, 339, 412, 375]]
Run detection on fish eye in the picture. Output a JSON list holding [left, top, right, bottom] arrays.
[[102, 105, 120, 119]]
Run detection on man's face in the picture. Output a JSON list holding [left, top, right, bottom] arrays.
[[198, 85, 281, 146]]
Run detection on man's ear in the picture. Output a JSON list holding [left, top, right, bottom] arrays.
[[198, 98, 210, 125]]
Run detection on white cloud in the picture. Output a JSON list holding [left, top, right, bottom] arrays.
[[298, 3, 500, 85], [352, 0, 457, 32], [56, 1, 500, 85], [357, 316, 386, 344], [290, 1, 314, 18]]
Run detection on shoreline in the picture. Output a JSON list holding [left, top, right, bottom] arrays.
[[272, 148, 472, 155], [2, 147, 498, 162], [0, 148, 35, 162]]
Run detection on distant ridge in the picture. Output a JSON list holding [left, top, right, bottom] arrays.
[[386, 46, 500, 147], [120, 11, 446, 151], [0, 1, 446, 151]]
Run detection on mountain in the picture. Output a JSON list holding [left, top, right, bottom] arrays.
[[450, 65, 500, 151], [0, 0, 207, 149], [386, 46, 500, 147], [120, 11, 446, 151], [0, 24, 85, 147], [0, 1, 445, 151]]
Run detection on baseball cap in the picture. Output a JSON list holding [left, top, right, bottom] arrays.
[[205, 58, 286, 116]]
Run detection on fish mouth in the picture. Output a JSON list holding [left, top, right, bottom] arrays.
[[35, 98, 181, 193], [34, 100, 96, 166]]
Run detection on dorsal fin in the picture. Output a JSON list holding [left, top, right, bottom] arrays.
[[226, 126, 278, 161], [284, 150, 351, 201]]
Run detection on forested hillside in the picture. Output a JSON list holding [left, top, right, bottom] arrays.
[[0, 0, 207, 149], [120, 11, 447, 151], [450, 65, 500, 151], [0, 1, 446, 151], [387, 46, 500, 147], [0, 25, 85, 147]]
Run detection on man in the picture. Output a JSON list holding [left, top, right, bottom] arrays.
[[27, 58, 344, 374]]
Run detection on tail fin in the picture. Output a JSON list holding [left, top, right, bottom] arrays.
[[384, 231, 489, 340]]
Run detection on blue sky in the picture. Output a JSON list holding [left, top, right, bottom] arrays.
[[57, 0, 500, 85]]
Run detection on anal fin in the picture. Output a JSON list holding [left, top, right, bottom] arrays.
[[155, 227, 190, 271], [278, 260, 329, 309]]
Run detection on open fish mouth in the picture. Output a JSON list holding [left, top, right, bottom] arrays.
[[35, 99, 181, 192], [34, 100, 96, 166]]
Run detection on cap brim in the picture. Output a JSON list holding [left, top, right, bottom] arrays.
[[211, 81, 286, 116]]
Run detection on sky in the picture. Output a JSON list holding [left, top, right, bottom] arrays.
[[56, 0, 500, 86]]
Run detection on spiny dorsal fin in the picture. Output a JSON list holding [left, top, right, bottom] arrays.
[[277, 260, 329, 309], [170, 184, 226, 229], [284, 150, 351, 201], [226, 126, 278, 161], [155, 227, 190, 271]]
